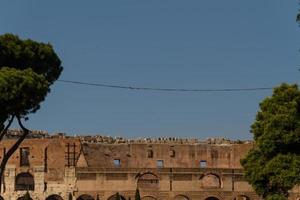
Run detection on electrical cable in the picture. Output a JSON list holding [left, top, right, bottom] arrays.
[[58, 79, 273, 92]]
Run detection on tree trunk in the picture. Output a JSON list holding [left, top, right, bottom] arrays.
[[0, 116, 29, 193], [0, 116, 14, 141]]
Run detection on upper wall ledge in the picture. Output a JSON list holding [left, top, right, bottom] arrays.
[[5, 129, 252, 145]]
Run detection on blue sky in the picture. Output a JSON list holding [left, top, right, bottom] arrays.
[[1, 1, 299, 139]]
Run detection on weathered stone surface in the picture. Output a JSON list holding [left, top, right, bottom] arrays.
[[0, 131, 296, 200]]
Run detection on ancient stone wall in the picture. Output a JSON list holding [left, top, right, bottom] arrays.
[[0, 132, 296, 200], [0, 137, 80, 200]]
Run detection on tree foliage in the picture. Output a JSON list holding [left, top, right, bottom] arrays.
[[0, 33, 62, 191], [241, 83, 300, 200], [23, 191, 31, 200], [135, 188, 141, 200], [0, 33, 62, 84], [0, 67, 49, 118], [0, 33, 62, 127], [115, 192, 121, 200]]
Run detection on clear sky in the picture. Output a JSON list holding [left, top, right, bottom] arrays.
[[1, 1, 299, 139]]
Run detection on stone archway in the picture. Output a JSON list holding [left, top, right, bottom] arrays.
[[234, 195, 250, 200], [17, 197, 33, 200], [205, 197, 220, 200], [200, 173, 221, 189], [77, 194, 94, 200], [107, 194, 126, 200], [15, 172, 34, 191], [174, 195, 189, 200], [142, 196, 157, 200], [46, 194, 64, 200], [137, 172, 159, 190]]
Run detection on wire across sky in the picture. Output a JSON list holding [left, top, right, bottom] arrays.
[[58, 79, 273, 93]]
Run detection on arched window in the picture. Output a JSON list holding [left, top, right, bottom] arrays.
[[17, 197, 33, 200], [137, 172, 159, 190], [174, 195, 189, 200], [234, 195, 250, 200], [200, 174, 221, 188], [15, 173, 34, 191], [142, 196, 157, 200], [46, 194, 64, 200], [107, 194, 126, 200], [77, 194, 94, 200], [205, 197, 220, 200]]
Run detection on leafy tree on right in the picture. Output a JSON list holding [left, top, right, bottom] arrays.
[[241, 83, 300, 200]]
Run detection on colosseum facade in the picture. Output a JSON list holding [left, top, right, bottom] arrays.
[[0, 130, 299, 200]]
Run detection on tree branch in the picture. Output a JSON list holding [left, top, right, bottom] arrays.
[[0, 116, 30, 173], [0, 115, 15, 142], [0, 116, 30, 168], [0, 116, 30, 193]]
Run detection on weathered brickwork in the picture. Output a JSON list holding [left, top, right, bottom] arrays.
[[0, 132, 298, 200]]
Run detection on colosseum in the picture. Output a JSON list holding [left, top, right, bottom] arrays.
[[0, 130, 299, 200]]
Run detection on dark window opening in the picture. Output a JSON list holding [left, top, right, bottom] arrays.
[[15, 173, 34, 191], [147, 149, 153, 158], [20, 148, 30, 166], [169, 149, 175, 157]]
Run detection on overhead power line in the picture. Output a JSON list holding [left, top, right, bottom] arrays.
[[58, 79, 273, 92]]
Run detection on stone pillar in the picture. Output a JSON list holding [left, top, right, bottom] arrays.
[[64, 166, 76, 199], [4, 165, 15, 194], [33, 166, 45, 193]]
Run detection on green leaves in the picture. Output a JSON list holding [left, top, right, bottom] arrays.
[[23, 191, 31, 200], [0, 67, 49, 117], [0, 33, 62, 128], [0, 33, 62, 84], [241, 83, 300, 199], [135, 188, 141, 200], [116, 193, 121, 200], [0, 34, 62, 193]]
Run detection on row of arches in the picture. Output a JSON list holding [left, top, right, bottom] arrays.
[[136, 172, 222, 189], [16, 194, 63, 200], [0, 194, 251, 200], [76, 194, 187, 200], [75, 195, 249, 200], [14, 172, 222, 192], [76, 195, 249, 200]]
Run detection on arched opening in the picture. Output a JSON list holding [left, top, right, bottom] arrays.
[[174, 195, 189, 200], [15, 173, 34, 191], [17, 197, 33, 200], [77, 195, 94, 200], [142, 196, 157, 200], [107, 194, 126, 200], [137, 172, 159, 190], [234, 195, 250, 200], [0, 196, 4, 200], [205, 197, 220, 200], [200, 173, 221, 188], [46, 194, 64, 200]]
